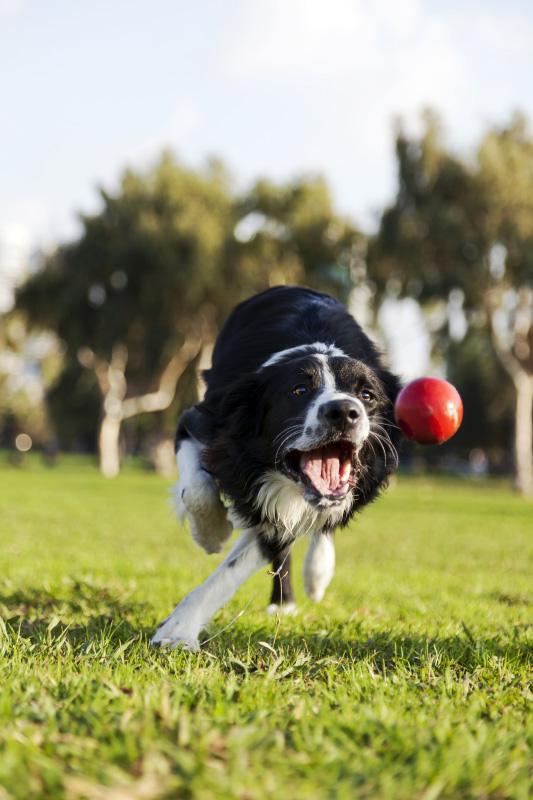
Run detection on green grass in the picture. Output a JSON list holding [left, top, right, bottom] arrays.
[[0, 463, 532, 799]]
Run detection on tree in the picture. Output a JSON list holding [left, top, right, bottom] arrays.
[[478, 115, 533, 494], [0, 313, 63, 450], [17, 153, 235, 476], [368, 111, 533, 494], [17, 155, 362, 475], [369, 111, 489, 308]]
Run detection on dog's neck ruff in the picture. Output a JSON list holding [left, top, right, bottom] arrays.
[[252, 471, 354, 544], [259, 342, 347, 370]]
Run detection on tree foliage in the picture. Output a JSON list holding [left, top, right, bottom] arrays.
[[368, 111, 490, 309], [478, 113, 533, 278], [18, 154, 236, 384], [369, 110, 533, 492], [16, 154, 361, 472]]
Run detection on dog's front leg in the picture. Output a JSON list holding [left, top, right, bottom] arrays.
[[266, 546, 296, 615], [152, 528, 269, 651], [303, 531, 336, 602]]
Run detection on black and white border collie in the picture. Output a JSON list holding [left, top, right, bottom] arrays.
[[152, 286, 401, 650]]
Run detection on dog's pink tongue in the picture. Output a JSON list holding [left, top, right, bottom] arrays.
[[300, 445, 341, 494]]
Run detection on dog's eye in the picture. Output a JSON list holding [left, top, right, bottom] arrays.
[[292, 384, 307, 396], [360, 390, 373, 402]]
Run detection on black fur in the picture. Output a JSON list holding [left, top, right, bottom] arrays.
[[177, 286, 401, 606], [270, 547, 295, 606]]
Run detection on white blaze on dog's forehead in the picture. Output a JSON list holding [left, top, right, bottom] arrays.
[[260, 341, 347, 369], [274, 351, 371, 448], [314, 353, 336, 391], [301, 353, 357, 429]]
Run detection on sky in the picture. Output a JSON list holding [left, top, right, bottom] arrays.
[[1, 0, 533, 249]]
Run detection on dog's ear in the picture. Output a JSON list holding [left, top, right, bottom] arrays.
[[209, 374, 268, 439], [377, 366, 402, 406]]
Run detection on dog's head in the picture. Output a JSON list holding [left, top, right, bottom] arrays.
[[261, 352, 397, 505], [205, 346, 401, 537]]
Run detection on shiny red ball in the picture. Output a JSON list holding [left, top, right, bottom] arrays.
[[394, 378, 463, 445]]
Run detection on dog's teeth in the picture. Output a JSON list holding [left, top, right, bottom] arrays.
[[340, 459, 352, 482]]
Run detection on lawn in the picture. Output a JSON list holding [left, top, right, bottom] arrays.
[[0, 462, 532, 799]]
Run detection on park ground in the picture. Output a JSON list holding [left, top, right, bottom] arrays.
[[0, 460, 532, 799]]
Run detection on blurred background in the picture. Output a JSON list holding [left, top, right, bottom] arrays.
[[1, 0, 532, 493]]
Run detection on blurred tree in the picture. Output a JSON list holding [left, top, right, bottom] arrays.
[[368, 111, 533, 494], [17, 153, 234, 476], [45, 359, 101, 453], [233, 175, 362, 303], [0, 314, 62, 450], [369, 110, 489, 310], [16, 155, 361, 475], [478, 115, 533, 494], [446, 329, 514, 465]]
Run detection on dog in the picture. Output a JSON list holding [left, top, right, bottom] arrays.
[[152, 286, 401, 650]]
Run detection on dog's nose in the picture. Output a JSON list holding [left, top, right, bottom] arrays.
[[320, 398, 361, 431]]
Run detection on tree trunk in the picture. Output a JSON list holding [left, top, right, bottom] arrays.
[[196, 342, 214, 401], [81, 334, 204, 477], [489, 287, 533, 496], [147, 435, 177, 478], [99, 413, 122, 478], [514, 374, 533, 496]]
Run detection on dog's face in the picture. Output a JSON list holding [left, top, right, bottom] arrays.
[[206, 346, 400, 538], [259, 353, 397, 510]]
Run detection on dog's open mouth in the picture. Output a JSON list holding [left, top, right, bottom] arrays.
[[284, 440, 357, 498]]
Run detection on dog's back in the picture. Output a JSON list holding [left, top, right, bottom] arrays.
[[203, 286, 383, 396]]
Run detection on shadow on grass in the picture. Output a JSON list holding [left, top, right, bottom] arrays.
[[0, 578, 155, 647], [346, 628, 533, 672], [204, 618, 533, 676], [2, 580, 532, 673]]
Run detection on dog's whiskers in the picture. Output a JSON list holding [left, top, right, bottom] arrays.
[[372, 414, 402, 434], [368, 428, 399, 468], [373, 427, 399, 464], [370, 433, 390, 465], [273, 425, 304, 467], [365, 437, 378, 463], [273, 423, 303, 444]]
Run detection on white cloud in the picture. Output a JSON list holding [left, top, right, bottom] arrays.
[[0, 198, 45, 245], [380, 19, 467, 133], [372, 0, 420, 39], [0, 0, 24, 19], [219, 0, 366, 78], [3, 0, 533, 248], [474, 9, 533, 57], [218, 1, 468, 149], [218, 0, 450, 89], [214, 0, 469, 227], [120, 100, 202, 167]]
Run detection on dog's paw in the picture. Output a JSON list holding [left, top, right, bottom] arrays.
[[177, 475, 233, 555], [189, 515, 233, 555], [266, 601, 297, 616], [151, 614, 201, 652]]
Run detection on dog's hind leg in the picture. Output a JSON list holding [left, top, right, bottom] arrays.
[[173, 408, 233, 555], [303, 532, 335, 602], [152, 527, 270, 650], [266, 546, 296, 615]]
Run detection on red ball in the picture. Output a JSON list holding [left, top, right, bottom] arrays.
[[394, 378, 463, 445]]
